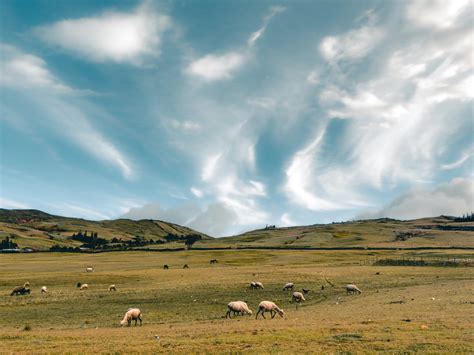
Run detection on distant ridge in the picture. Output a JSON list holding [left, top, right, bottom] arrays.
[[1, 209, 473, 251], [0, 208, 211, 251]]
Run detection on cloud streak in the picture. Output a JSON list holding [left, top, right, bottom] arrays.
[[35, 2, 170, 65]]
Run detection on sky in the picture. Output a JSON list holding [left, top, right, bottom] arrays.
[[0, 0, 473, 236]]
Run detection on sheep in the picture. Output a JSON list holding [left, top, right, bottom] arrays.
[[41, 286, 48, 294], [108, 284, 117, 292], [77, 283, 89, 290], [345, 284, 362, 295], [85, 267, 94, 273], [163, 264, 169, 270], [292, 291, 306, 309], [283, 282, 294, 291], [226, 301, 253, 318], [256, 301, 284, 319], [10, 286, 30, 296], [183, 264, 189, 269], [250, 281, 264, 289], [120, 308, 142, 327], [210, 259, 218, 264]]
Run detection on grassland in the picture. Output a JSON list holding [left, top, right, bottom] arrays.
[[1, 249, 473, 353], [2, 209, 474, 251]]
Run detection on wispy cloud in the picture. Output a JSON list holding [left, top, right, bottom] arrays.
[[185, 52, 245, 81], [190, 187, 204, 198], [247, 5, 286, 46], [1, 44, 134, 179], [0, 198, 29, 209], [0, 44, 73, 93], [406, 0, 470, 29], [441, 150, 473, 170], [319, 24, 384, 63], [358, 178, 474, 220], [185, 6, 285, 81], [284, 2, 472, 213], [35, 1, 170, 65]]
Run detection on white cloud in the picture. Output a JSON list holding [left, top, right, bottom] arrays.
[[0, 198, 28, 209], [280, 213, 294, 227], [0, 44, 72, 93], [166, 119, 201, 132], [185, 52, 245, 81], [1, 45, 134, 180], [35, 2, 170, 65], [441, 150, 473, 170], [284, 129, 349, 211], [121, 202, 238, 236], [319, 25, 384, 63], [190, 187, 204, 198], [247, 97, 276, 110], [247, 5, 286, 46], [284, 4, 472, 215], [306, 70, 319, 84], [186, 6, 285, 81], [358, 178, 474, 220], [406, 0, 470, 29], [201, 153, 222, 181]]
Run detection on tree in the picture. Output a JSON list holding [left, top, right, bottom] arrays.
[[184, 235, 202, 249]]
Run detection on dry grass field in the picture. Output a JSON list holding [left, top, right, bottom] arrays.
[[1, 249, 473, 353]]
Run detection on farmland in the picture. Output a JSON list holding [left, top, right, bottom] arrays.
[[1, 249, 473, 353]]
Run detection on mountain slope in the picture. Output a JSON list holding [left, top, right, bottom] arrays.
[[0, 209, 210, 251], [198, 216, 474, 249], [1, 209, 473, 251]]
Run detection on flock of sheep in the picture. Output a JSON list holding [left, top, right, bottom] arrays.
[[9, 263, 363, 327]]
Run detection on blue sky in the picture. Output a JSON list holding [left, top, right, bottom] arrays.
[[0, 0, 472, 236]]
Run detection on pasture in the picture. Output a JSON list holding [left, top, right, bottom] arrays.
[[1, 250, 473, 353]]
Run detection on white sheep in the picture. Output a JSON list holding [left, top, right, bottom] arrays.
[[255, 301, 284, 319], [41, 286, 48, 294], [250, 281, 264, 289], [292, 291, 305, 309], [120, 308, 142, 327], [226, 301, 253, 318], [283, 282, 294, 291], [86, 267, 94, 273], [345, 284, 362, 295], [108, 284, 117, 292], [77, 283, 89, 290]]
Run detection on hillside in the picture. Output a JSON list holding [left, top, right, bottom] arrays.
[[197, 216, 474, 249], [0, 209, 210, 251], [1, 209, 473, 251]]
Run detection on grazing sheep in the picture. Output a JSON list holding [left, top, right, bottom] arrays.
[[85, 267, 94, 273], [10, 286, 30, 296], [250, 281, 264, 289], [292, 291, 306, 309], [210, 259, 218, 264], [256, 301, 284, 319], [163, 264, 169, 270], [183, 264, 189, 269], [41, 286, 48, 294], [345, 284, 362, 295], [108, 284, 117, 292], [226, 301, 253, 318], [120, 308, 142, 327], [77, 283, 89, 290], [283, 282, 294, 291]]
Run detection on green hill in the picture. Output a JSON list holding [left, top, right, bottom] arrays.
[[1, 209, 473, 251], [198, 216, 474, 249], [0, 209, 210, 251]]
